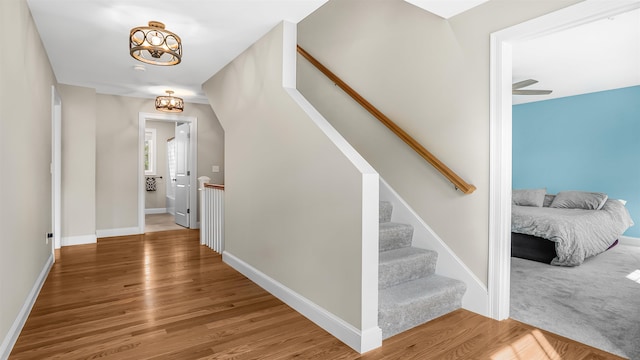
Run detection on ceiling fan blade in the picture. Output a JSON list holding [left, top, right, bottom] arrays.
[[512, 79, 538, 90], [512, 89, 553, 95]]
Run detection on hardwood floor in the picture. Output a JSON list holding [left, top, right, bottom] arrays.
[[10, 230, 623, 359]]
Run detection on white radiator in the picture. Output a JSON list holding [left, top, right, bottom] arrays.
[[200, 183, 224, 253]]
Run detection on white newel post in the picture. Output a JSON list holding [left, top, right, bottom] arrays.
[[198, 176, 210, 247]]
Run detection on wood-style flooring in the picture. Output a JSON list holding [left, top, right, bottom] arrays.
[[10, 230, 623, 359]]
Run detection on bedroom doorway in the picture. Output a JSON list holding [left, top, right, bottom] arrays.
[[488, 0, 640, 320]]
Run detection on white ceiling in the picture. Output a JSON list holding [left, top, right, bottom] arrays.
[[404, 0, 489, 19], [512, 7, 640, 105], [26, 1, 640, 107], [26, 0, 329, 104]]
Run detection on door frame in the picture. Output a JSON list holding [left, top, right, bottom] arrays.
[[51, 86, 62, 251], [138, 112, 198, 232], [488, 0, 640, 320]]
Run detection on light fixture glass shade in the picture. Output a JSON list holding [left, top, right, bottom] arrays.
[[155, 91, 184, 112], [130, 21, 182, 66]]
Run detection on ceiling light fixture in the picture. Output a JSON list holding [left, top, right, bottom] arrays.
[[130, 21, 182, 66], [155, 90, 184, 113]]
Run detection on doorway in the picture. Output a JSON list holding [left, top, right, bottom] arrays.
[[488, 0, 640, 320], [138, 112, 198, 233]]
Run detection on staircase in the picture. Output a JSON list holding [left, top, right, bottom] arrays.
[[378, 201, 466, 339]]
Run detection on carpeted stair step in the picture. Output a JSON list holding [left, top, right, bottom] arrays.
[[379, 222, 413, 251], [379, 247, 438, 289], [380, 201, 393, 223], [379, 275, 466, 339]]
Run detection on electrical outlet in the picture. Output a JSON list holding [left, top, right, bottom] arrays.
[[46, 232, 53, 245], [212, 165, 220, 173]]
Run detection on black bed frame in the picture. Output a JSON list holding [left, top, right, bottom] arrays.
[[511, 233, 557, 263], [511, 233, 619, 264]]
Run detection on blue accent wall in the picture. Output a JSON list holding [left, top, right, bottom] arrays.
[[513, 85, 640, 237]]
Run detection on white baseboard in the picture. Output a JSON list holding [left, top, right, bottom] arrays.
[[379, 178, 489, 317], [223, 251, 382, 353], [0, 253, 54, 359], [620, 236, 640, 247], [96, 227, 141, 238], [145, 208, 167, 215], [61, 234, 97, 246]]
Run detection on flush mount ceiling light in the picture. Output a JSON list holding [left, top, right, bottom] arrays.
[[130, 21, 182, 66], [155, 90, 184, 112]]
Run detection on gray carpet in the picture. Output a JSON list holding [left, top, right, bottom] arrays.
[[511, 244, 640, 359], [378, 201, 465, 339]]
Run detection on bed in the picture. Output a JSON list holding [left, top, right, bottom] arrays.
[[511, 189, 634, 266]]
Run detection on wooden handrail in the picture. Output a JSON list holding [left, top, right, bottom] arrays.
[[296, 46, 476, 195], [204, 183, 225, 190]]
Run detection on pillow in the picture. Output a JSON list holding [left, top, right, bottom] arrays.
[[512, 188, 546, 207], [549, 191, 608, 210], [543, 194, 555, 207]]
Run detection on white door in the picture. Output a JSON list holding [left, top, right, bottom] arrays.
[[175, 122, 190, 228]]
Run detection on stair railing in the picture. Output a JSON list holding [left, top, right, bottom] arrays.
[[297, 45, 476, 195]]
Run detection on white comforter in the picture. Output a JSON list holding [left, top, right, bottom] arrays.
[[512, 200, 634, 266]]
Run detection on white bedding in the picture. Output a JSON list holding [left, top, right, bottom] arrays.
[[511, 199, 633, 266]]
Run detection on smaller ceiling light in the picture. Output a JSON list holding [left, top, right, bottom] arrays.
[[155, 90, 184, 113], [130, 21, 182, 66]]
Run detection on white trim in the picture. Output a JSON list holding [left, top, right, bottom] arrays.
[[223, 251, 382, 354], [51, 86, 62, 251], [620, 236, 640, 247], [0, 253, 53, 359], [96, 227, 141, 238], [379, 178, 488, 316], [145, 208, 167, 215], [488, 0, 640, 321], [488, 32, 513, 321], [61, 234, 97, 247], [138, 112, 199, 233]]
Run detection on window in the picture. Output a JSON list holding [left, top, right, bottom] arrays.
[[145, 128, 157, 175]]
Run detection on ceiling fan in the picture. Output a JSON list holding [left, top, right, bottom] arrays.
[[512, 79, 553, 95]]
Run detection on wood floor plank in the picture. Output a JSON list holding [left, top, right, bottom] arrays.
[[9, 229, 624, 359]]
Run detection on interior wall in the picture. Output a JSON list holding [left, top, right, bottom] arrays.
[[144, 120, 175, 211], [203, 22, 376, 330], [297, 0, 582, 284], [58, 84, 96, 241], [95, 95, 224, 232], [513, 85, 640, 237], [0, 0, 57, 352]]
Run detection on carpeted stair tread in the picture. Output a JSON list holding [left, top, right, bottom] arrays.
[[379, 275, 466, 339], [379, 201, 393, 223], [379, 247, 438, 289], [379, 222, 413, 251]]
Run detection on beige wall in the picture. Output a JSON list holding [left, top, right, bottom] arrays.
[[297, 0, 582, 284], [144, 120, 175, 210], [203, 22, 377, 330], [96, 95, 224, 231], [0, 0, 57, 352], [58, 84, 96, 239]]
